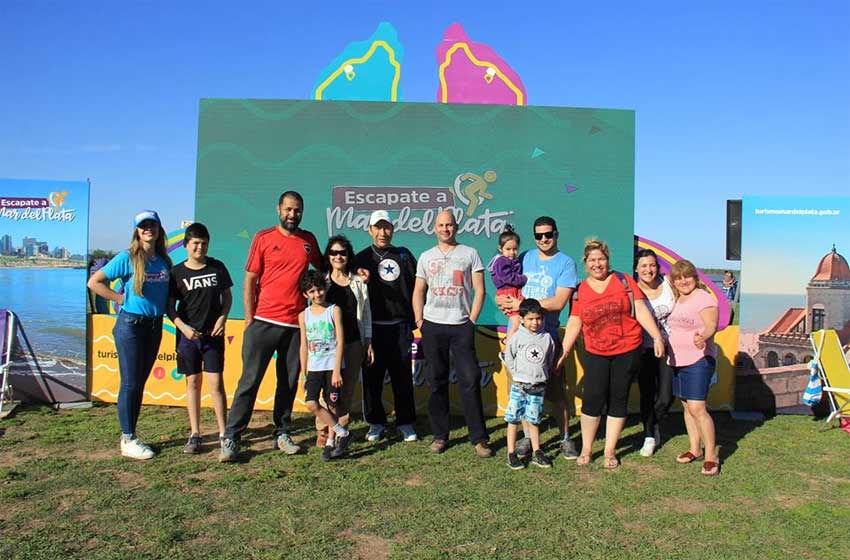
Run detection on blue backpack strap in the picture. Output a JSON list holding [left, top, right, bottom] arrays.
[[613, 271, 635, 317]]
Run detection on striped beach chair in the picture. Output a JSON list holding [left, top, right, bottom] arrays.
[[810, 329, 850, 428]]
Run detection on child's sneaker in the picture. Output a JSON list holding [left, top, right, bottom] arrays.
[[183, 433, 203, 454], [531, 450, 553, 469], [331, 433, 353, 458], [507, 452, 525, 470], [322, 444, 334, 462]]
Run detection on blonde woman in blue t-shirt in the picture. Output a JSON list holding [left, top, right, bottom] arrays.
[[87, 210, 172, 460]]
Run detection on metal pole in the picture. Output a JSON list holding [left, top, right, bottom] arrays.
[[0, 310, 15, 415]]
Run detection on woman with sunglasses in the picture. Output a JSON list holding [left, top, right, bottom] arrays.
[[87, 210, 172, 460], [317, 235, 373, 446]]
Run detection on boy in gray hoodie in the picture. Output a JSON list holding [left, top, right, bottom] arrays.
[[504, 299, 554, 469]]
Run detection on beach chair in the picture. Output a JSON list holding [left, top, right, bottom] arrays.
[[810, 329, 850, 428]]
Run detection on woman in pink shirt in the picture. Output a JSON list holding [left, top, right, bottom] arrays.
[[666, 259, 720, 476]]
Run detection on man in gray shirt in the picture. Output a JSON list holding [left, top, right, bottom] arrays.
[[413, 210, 490, 458]]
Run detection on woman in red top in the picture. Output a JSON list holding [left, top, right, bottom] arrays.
[[557, 240, 664, 468]]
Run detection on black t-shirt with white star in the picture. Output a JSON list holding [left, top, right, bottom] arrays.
[[354, 245, 417, 324]]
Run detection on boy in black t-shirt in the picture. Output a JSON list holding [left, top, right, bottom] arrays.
[[167, 223, 233, 457]]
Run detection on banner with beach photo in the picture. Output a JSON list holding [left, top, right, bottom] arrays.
[[0, 178, 89, 403]]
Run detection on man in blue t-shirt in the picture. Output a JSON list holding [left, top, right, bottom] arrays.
[[496, 216, 578, 459]]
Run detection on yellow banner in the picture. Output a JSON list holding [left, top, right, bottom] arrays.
[[88, 315, 736, 414]]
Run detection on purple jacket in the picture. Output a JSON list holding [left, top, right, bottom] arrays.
[[487, 255, 527, 289]]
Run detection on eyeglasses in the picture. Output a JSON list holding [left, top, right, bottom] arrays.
[[327, 249, 347, 257], [137, 222, 158, 230], [534, 231, 556, 240]]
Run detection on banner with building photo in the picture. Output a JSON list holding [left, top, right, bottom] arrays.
[[737, 196, 850, 411], [0, 178, 90, 403]]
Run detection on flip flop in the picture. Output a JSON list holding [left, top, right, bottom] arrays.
[[701, 460, 721, 476], [675, 451, 704, 464], [602, 456, 619, 469], [576, 454, 592, 466]]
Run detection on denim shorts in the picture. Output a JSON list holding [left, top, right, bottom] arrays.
[[504, 382, 545, 425], [672, 356, 716, 401]]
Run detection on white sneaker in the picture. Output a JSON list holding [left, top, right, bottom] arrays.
[[365, 424, 384, 442], [121, 437, 155, 460], [639, 437, 657, 457], [398, 424, 418, 442]]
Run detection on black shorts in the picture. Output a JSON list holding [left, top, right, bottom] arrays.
[[176, 334, 225, 375], [304, 370, 341, 408]]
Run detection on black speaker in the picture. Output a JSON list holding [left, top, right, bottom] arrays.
[[726, 199, 742, 261]]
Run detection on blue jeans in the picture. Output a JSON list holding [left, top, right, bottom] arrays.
[[113, 311, 163, 436]]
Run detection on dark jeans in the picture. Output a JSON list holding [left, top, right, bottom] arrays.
[[638, 347, 674, 437], [113, 311, 163, 436], [362, 322, 417, 426], [223, 320, 300, 441], [421, 320, 487, 445]]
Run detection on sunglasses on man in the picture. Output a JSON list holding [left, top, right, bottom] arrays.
[[534, 230, 556, 240]]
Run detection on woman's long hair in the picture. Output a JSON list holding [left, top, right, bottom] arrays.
[[129, 224, 171, 296], [668, 259, 706, 298]]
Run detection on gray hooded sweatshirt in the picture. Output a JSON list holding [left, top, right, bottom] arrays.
[[504, 326, 554, 384]]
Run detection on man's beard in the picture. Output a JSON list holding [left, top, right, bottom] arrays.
[[280, 218, 299, 232]]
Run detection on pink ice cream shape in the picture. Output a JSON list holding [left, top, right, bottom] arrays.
[[436, 23, 527, 105]]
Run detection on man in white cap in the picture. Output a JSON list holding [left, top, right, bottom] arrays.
[[354, 210, 418, 442]]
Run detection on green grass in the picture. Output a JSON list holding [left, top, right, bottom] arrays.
[[0, 404, 847, 559]]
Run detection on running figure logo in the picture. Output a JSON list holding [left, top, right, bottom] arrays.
[[453, 171, 497, 217]]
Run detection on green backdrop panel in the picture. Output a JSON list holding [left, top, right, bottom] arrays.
[[195, 99, 634, 324]]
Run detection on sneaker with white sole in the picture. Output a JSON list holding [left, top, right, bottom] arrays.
[[219, 437, 238, 462], [398, 424, 418, 442], [183, 433, 203, 454], [365, 424, 384, 442], [531, 450, 553, 469], [639, 437, 657, 457], [560, 439, 579, 460], [276, 433, 301, 455], [121, 437, 155, 460], [507, 452, 525, 470]]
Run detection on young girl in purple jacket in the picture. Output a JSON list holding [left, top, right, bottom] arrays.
[[488, 225, 527, 342]]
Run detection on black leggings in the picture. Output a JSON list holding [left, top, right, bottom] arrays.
[[580, 347, 642, 418], [638, 348, 674, 437]]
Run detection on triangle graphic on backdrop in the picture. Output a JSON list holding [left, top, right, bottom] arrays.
[[227, 336, 234, 345], [531, 147, 545, 159]]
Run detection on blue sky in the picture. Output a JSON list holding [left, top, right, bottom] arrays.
[[1, 1, 847, 267]]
